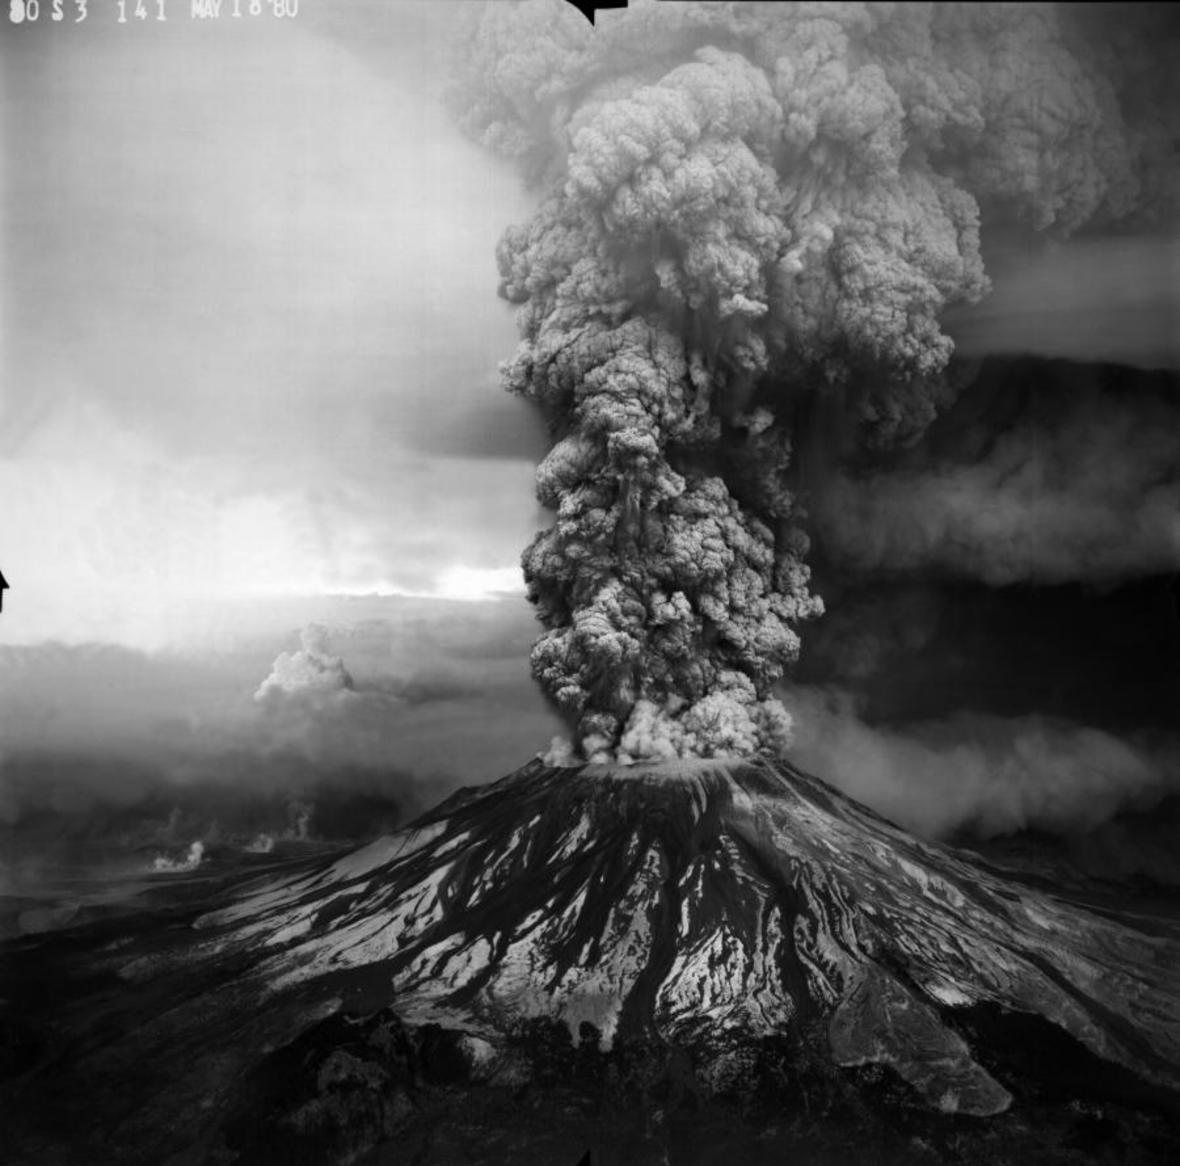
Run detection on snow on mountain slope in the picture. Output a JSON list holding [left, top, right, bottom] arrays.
[[187, 756, 1180, 1117]]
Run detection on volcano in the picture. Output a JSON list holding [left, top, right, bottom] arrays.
[[4, 757, 1180, 1164]]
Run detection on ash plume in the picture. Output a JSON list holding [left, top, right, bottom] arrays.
[[451, 0, 1176, 763]]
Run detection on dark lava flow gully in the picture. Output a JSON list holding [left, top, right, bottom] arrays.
[[3, 758, 1180, 1163]]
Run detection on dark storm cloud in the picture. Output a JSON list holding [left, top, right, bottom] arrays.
[[794, 576, 1180, 733]]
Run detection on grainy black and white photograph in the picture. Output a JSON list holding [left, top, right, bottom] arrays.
[[1, 1, 1179, 1162]]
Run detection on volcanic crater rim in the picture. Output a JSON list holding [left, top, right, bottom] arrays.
[[574, 756, 761, 782]]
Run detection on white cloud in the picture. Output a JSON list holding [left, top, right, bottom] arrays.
[[431, 565, 524, 602], [254, 625, 354, 701]]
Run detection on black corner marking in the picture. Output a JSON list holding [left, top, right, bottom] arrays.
[[563, 0, 628, 27]]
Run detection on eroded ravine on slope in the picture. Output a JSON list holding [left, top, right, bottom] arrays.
[[4, 755, 1180, 1165], [188, 757, 1180, 1114]]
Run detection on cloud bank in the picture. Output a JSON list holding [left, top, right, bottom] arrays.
[[0, 599, 563, 878], [782, 685, 1180, 841], [811, 362, 1180, 586]]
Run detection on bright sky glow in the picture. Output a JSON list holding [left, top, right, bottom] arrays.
[[0, 5, 538, 651]]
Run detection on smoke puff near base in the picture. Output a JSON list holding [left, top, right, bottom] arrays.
[[151, 840, 205, 874], [450, 0, 1180, 763], [254, 624, 355, 701]]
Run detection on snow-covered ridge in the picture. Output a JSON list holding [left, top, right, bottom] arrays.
[[180, 755, 1180, 1117]]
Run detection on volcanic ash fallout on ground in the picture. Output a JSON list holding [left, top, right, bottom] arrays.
[[448, 0, 1179, 765]]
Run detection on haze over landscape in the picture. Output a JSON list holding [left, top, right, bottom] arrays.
[[1, 3, 564, 866]]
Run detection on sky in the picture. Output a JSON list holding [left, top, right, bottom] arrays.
[[1, 1, 547, 649], [0, 2, 566, 850]]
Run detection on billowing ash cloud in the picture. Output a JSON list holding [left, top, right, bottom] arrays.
[[450, 0, 1174, 762]]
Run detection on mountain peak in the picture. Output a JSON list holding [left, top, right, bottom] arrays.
[[187, 756, 1180, 1120]]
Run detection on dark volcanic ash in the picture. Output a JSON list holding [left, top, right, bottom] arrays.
[[450, 0, 1177, 764]]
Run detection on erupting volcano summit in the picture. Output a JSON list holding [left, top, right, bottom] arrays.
[[6, 757, 1180, 1163], [157, 758, 1177, 1120]]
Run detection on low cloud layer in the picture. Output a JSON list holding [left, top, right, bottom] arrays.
[[0, 598, 563, 875], [944, 234, 1180, 371], [811, 360, 1180, 586], [782, 685, 1180, 841]]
